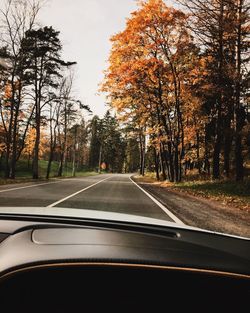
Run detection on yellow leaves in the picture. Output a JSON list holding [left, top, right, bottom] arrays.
[[23, 128, 49, 158], [23, 128, 36, 156]]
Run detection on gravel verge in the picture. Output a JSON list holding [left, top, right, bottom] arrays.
[[134, 179, 250, 238]]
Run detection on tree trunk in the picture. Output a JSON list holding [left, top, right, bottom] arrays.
[[213, 132, 222, 179], [72, 127, 77, 177], [196, 132, 201, 174], [33, 106, 40, 179], [153, 148, 160, 181], [139, 132, 145, 176], [46, 152, 53, 180], [5, 71, 16, 179], [167, 142, 174, 182], [10, 81, 23, 179], [98, 145, 102, 174], [0, 153, 3, 172], [178, 158, 182, 182], [9, 102, 20, 179], [58, 103, 68, 177], [57, 153, 64, 177], [204, 125, 211, 175], [235, 128, 244, 180], [213, 0, 224, 180], [223, 125, 232, 178], [159, 144, 167, 180], [4, 146, 10, 179], [174, 143, 179, 182], [235, 0, 244, 181]]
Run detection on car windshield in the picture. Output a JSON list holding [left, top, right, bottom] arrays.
[[0, 0, 249, 239]]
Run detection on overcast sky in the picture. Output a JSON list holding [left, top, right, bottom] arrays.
[[39, 0, 175, 117]]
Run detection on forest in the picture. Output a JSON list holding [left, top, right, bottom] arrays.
[[103, 0, 250, 182], [0, 0, 249, 182], [0, 0, 135, 179]]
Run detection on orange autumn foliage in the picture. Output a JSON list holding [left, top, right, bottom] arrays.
[[102, 0, 206, 180]]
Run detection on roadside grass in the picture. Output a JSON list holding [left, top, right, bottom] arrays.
[[133, 172, 158, 183], [174, 179, 250, 209], [135, 171, 250, 210], [15, 160, 59, 178], [73, 171, 100, 177], [0, 178, 43, 185], [0, 159, 99, 185]]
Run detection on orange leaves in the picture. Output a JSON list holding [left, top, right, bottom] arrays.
[[101, 0, 203, 161], [23, 128, 36, 157], [23, 128, 49, 158], [3, 81, 21, 102], [0, 123, 6, 153], [4, 83, 12, 100]]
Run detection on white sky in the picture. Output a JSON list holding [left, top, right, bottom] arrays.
[[39, 0, 175, 117]]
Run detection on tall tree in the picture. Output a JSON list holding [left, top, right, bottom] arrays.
[[21, 26, 76, 178], [0, 0, 41, 178], [234, 0, 249, 180], [88, 112, 126, 173], [102, 111, 126, 173], [178, 0, 250, 180], [102, 0, 197, 181], [88, 116, 102, 170]]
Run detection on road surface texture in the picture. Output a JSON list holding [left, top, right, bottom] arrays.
[[135, 181, 250, 238], [0, 174, 180, 223]]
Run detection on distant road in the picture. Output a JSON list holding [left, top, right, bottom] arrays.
[[0, 174, 182, 223]]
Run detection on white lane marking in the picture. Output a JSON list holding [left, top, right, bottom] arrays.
[[0, 180, 69, 194], [0, 177, 104, 194], [129, 176, 185, 225], [47, 176, 111, 208]]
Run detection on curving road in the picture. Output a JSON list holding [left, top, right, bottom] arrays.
[[0, 174, 181, 222]]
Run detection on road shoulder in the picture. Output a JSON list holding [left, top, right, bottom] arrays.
[[132, 177, 250, 238]]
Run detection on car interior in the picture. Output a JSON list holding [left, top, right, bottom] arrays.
[[0, 214, 249, 312]]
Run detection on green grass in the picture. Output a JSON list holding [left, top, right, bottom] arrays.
[[73, 171, 100, 177], [0, 159, 99, 184], [14, 159, 59, 178]]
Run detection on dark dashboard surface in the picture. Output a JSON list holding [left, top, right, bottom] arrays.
[[0, 214, 249, 275], [0, 215, 249, 312]]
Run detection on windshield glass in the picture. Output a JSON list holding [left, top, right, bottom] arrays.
[[0, 0, 249, 239]]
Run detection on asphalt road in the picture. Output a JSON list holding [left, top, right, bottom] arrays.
[[0, 174, 178, 222]]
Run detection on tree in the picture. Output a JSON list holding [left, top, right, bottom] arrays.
[[234, 0, 249, 180], [21, 26, 76, 179], [88, 115, 102, 170], [0, 0, 42, 178], [88, 112, 126, 173], [102, 111, 126, 173], [178, 0, 250, 180], [124, 136, 140, 173], [102, 0, 197, 181], [46, 96, 60, 179]]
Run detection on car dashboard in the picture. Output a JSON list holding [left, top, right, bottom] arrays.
[[0, 214, 249, 312]]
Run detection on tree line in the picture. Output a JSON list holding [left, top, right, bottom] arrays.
[[0, 0, 91, 179], [88, 111, 140, 173], [102, 0, 250, 181], [0, 0, 141, 179], [1, 0, 249, 181]]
